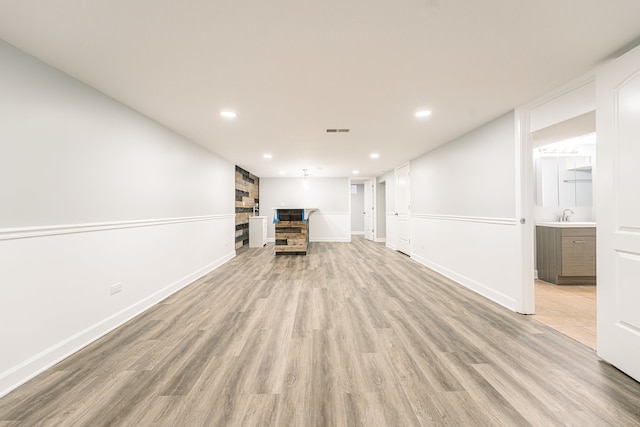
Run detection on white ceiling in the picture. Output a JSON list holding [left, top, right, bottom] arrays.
[[2, 1, 640, 178]]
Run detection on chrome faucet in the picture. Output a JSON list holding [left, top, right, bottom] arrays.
[[560, 208, 574, 222]]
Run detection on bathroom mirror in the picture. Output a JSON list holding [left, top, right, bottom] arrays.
[[535, 134, 595, 208], [536, 155, 592, 207]]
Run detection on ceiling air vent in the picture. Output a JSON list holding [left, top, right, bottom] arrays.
[[326, 129, 350, 133]]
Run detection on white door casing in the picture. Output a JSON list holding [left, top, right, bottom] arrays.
[[395, 163, 411, 255], [364, 179, 374, 241], [596, 44, 640, 382]]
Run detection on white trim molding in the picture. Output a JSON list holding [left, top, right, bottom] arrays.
[[0, 214, 235, 241], [0, 214, 236, 397], [412, 213, 517, 226]]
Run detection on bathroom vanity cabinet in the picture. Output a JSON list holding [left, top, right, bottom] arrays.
[[536, 224, 596, 285]]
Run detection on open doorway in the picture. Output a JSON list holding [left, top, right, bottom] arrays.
[[531, 119, 596, 348], [350, 183, 365, 236], [528, 110, 597, 349], [350, 178, 375, 241]]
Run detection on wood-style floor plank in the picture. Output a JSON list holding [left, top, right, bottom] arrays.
[[1, 236, 639, 426]]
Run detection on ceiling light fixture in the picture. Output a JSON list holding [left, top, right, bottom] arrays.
[[370, 153, 380, 159], [279, 171, 286, 175], [352, 170, 360, 174], [415, 110, 432, 118], [220, 111, 237, 119], [263, 153, 272, 159]]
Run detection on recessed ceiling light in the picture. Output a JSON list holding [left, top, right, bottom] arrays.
[[263, 153, 272, 159], [370, 153, 380, 159], [220, 111, 237, 119], [352, 170, 360, 174], [415, 110, 432, 118], [279, 171, 286, 175]]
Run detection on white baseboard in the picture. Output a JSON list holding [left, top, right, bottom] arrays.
[[375, 237, 386, 243], [0, 251, 235, 398], [411, 253, 516, 311]]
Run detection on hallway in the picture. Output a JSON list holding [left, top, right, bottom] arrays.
[[0, 237, 638, 426]]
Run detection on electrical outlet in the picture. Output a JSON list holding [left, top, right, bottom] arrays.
[[110, 283, 122, 295]]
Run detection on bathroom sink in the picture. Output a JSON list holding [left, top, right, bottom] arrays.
[[536, 221, 596, 228]]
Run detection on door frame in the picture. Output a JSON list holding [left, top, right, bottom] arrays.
[[515, 73, 596, 314]]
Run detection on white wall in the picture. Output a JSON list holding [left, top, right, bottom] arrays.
[[410, 113, 515, 218], [0, 41, 235, 397], [408, 112, 520, 310], [260, 177, 350, 242], [351, 184, 365, 233]]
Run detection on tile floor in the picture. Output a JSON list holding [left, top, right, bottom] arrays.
[[532, 280, 597, 350]]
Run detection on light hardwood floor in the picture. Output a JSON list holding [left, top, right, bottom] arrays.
[[1, 237, 639, 426], [533, 280, 597, 349]]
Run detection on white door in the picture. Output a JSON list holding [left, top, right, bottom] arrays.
[[364, 180, 374, 241], [596, 44, 640, 382], [395, 163, 411, 255]]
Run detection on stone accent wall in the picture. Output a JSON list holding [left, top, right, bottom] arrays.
[[235, 165, 259, 249]]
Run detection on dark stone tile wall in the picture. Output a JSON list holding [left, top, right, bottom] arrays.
[[235, 165, 259, 249]]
